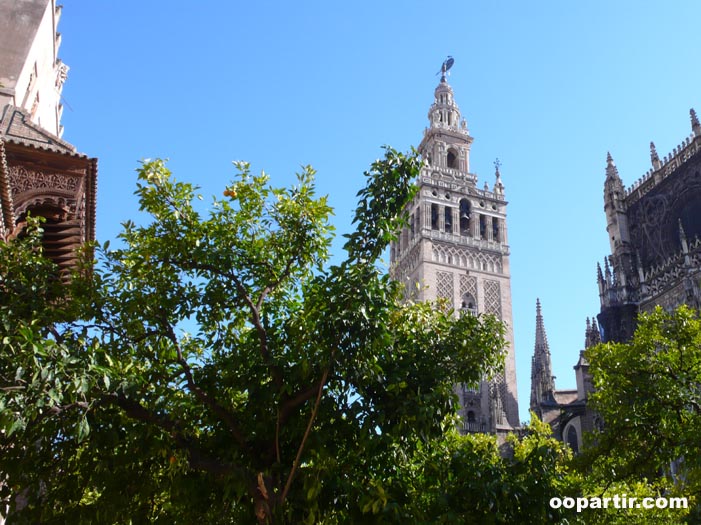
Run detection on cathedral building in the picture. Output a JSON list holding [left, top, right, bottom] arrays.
[[597, 111, 701, 342], [532, 110, 701, 450], [0, 0, 97, 278], [390, 66, 520, 435]]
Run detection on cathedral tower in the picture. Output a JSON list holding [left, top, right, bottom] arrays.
[[390, 64, 519, 434]]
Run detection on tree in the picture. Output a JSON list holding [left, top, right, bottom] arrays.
[[0, 149, 508, 524], [382, 416, 576, 524], [580, 305, 701, 521]]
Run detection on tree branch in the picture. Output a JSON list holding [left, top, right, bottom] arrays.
[[280, 366, 329, 506], [161, 318, 250, 453], [108, 393, 250, 482]]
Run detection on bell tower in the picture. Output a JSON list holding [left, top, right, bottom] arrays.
[[390, 61, 519, 434]]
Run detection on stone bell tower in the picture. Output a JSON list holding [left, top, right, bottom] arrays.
[[390, 62, 519, 434]]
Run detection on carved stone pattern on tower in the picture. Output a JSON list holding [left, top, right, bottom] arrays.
[[432, 243, 502, 273], [459, 275, 477, 301], [9, 166, 81, 194], [483, 280, 502, 318], [436, 270, 454, 309], [392, 243, 421, 283], [421, 171, 479, 188]]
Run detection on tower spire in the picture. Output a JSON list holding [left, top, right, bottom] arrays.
[[606, 152, 620, 180], [584, 316, 602, 348], [530, 298, 555, 413], [691, 108, 701, 137], [650, 142, 661, 170]]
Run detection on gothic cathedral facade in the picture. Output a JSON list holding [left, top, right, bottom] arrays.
[[390, 71, 520, 434], [597, 113, 701, 342]]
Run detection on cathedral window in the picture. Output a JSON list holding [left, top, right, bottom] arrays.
[[431, 204, 439, 230], [492, 218, 500, 242], [444, 206, 452, 233], [479, 214, 486, 239], [410, 213, 415, 238], [459, 199, 470, 235], [447, 149, 458, 169]]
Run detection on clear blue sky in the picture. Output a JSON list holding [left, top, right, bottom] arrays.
[[58, 1, 701, 422]]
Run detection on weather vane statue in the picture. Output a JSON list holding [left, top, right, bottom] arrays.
[[437, 56, 454, 81]]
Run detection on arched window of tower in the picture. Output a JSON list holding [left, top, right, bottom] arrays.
[[431, 203, 439, 230], [444, 206, 452, 233], [461, 293, 477, 316], [459, 199, 471, 235], [447, 149, 458, 169]]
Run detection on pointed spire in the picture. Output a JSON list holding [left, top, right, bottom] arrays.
[[650, 141, 661, 169], [589, 318, 601, 347], [584, 317, 601, 348], [679, 218, 689, 254], [691, 108, 701, 137], [606, 152, 620, 180], [531, 298, 555, 410], [604, 257, 612, 281], [534, 298, 550, 354]]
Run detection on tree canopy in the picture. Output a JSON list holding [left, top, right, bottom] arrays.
[[0, 149, 513, 524]]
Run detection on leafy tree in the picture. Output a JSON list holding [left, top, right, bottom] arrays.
[[0, 149, 509, 524], [579, 305, 701, 521], [379, 415, 576, 524]]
